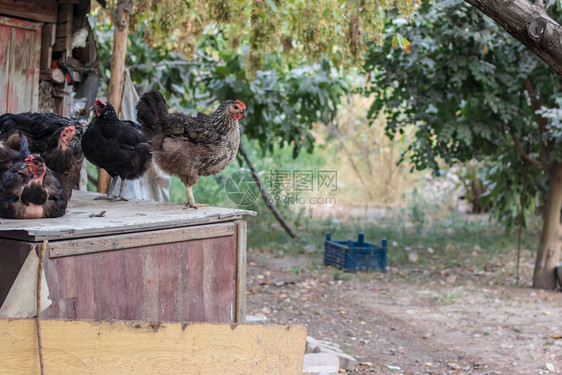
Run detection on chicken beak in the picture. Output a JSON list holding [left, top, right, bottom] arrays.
[[241, 110, 247, 117]]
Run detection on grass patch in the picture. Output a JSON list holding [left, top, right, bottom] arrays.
[[247, 206, 541, 282]]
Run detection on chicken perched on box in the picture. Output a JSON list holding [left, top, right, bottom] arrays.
[[0, 112, 87, 199], [82, 99, 152, 201], [136, 90, 246, 208]]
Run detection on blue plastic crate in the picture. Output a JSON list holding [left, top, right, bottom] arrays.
[[324, 232, 387, 272]]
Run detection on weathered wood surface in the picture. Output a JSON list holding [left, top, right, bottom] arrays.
[[0, 190, 256, 241], [48, 222, 235, 257], [0, 0, 57, 24], [39, 23, 55, 71], [0, 239, 33, 307], [0, 319, 307, 375], [0, 16, 40, 113], [235, 220, 247, 322], [45, 235, 238, 322]]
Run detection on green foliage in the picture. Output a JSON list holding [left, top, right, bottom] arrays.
[[249, 204, 541, 276], [95, 0, 415, 71], [408, 187, 425, 231], [362, 0, 561, 227], [94, 23, 351, 156]]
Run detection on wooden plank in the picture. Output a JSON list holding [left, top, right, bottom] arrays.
[[0, 16, 41, 113], [235, 220, 247, 322], [48, 222, 235, 257], [140, 246, 159, 320], [40, 23, 55, 70], [44, 236, 238, 323], [0, 20, 11, 113], [0, 190, 256, 242], [186, 240, 205, 322], [0, 16, 42, 31], [0, 239, 34, 307], [0, 319, 307, 375], [217, 228, 237, 322], [0, 3, 56, 24]]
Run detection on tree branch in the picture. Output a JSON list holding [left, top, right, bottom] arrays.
[[507, 124, 545, 167], [238, 142, 300, 240], [465, 0, 562, 76], [523, 78, 550, 162]]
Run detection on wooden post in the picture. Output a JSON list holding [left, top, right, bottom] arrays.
[[97, 0, 133, 194]]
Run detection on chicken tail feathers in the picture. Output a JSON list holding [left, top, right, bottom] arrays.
[[136, 90, 169, 139], [16, 133, 30, 161]]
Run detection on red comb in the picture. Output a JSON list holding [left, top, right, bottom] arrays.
[[67, 126, 76, 131], [236, 100, 246, 110], [24, 155, 34, 163], [94, 99, 106, 106]]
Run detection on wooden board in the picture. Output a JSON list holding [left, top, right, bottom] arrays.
[[0, 319, 307, 375], [0, 190, 256, 241], [45, 235, 238, 323], [48, 222, 235, 257], [235, 220, 247, 322], [0, 239, 33, 306], [0, 0, 57, 24], [0, 16, 41, 113]]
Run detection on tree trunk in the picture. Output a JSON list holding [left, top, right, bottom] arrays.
[[97, 0, 133, 193], [533, 165, 562, 289], [465, 0, 562, 77]]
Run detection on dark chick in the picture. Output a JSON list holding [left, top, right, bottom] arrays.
[[136, 90, 246, 209], [0, 112, 87, 199], [0, 134, 30, 180], [0, 155, 67, 219], [82, 99, 152, 201]]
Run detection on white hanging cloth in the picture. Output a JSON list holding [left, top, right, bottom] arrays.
[[120, 69, 171, 202]]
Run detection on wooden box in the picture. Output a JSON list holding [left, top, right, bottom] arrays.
[[0, 191, 255, 323]]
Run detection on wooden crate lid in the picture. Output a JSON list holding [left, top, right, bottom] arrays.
[[0, 190, 256, 242]]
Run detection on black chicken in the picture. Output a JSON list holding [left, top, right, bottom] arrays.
[[0, 112, 87, 199], [82, 99, 152, 201], [0, 112, 87, 156], [0, 154, 67, 219]]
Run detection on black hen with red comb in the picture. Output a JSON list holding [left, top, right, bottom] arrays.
[[82, 99, 152, 201]]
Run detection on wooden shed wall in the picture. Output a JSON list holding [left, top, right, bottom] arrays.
[[0, 16, 41, 113], [45, 235, 238, 322]]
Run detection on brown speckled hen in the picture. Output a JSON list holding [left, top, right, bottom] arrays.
[[136, 90, 246, 208]]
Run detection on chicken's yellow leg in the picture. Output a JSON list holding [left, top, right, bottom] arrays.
[[185, 185, 209, 209]]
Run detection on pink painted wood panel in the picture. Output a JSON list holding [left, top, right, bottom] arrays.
[[0, 17, 41, 113], [45, 235, 237, 323]]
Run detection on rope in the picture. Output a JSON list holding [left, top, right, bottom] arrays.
[[36, 240, 48, 375]]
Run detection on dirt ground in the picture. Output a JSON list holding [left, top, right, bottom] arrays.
[[245, 249, 562, 375]]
